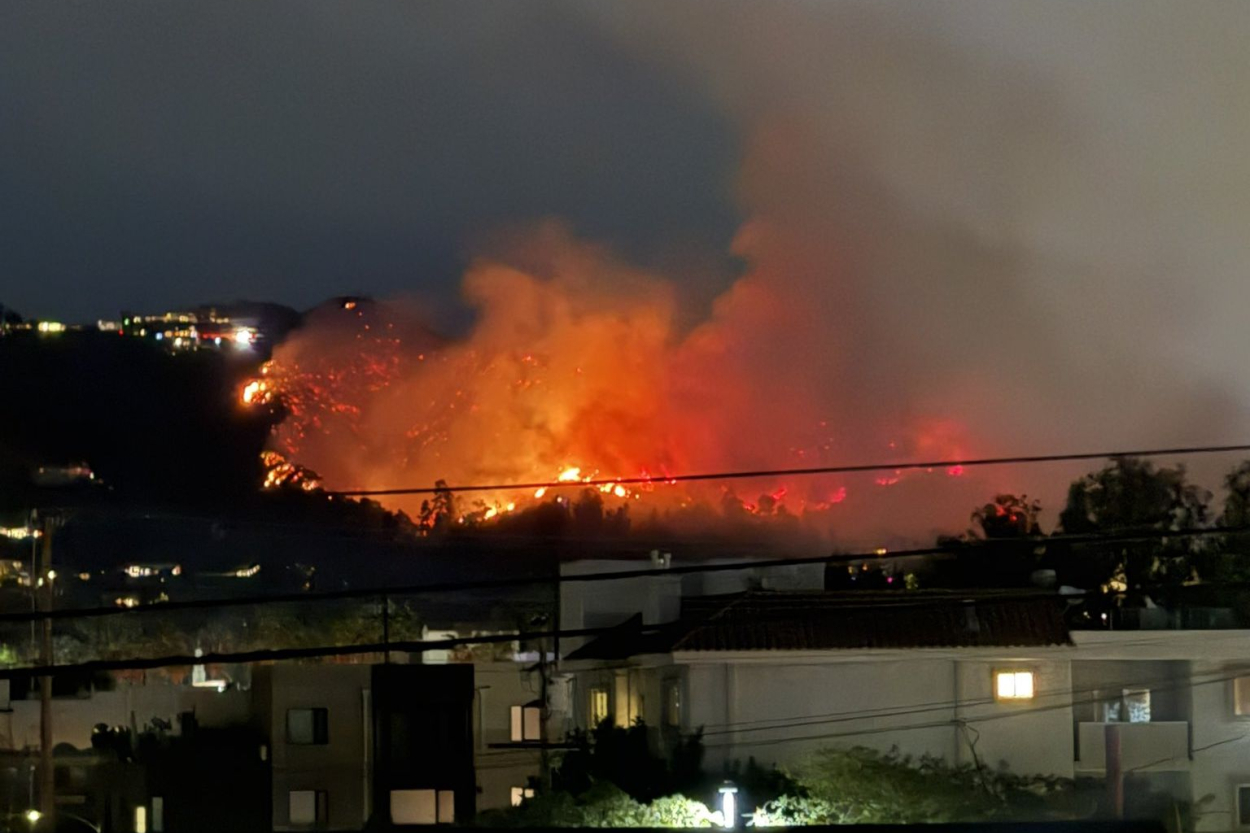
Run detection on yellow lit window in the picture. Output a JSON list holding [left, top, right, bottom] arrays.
[[995, 670, 1034, 700], [589, 688, 609, 726]]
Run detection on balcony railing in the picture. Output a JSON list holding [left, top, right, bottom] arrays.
[[1076, 721, 1190, 773]]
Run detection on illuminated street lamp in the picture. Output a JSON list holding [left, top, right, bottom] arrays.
[[718, 782, 738, 830]]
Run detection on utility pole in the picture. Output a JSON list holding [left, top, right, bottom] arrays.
[[381, 593, 390, 664], [1105, 722, 1123, 818], [37, 512, 57, 825], [538, 635, 550, 793]]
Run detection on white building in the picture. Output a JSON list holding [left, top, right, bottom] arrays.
[[560, 560, 1250, 831]]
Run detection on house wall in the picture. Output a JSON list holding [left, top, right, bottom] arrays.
[[1071, 631, 1250, 833], [953, 655, 1074, 776], [1188, 659, 1250, 833], [0, 683, 250, 751], [682, 655, 1062, 773], [474, 662, 543, 811], [259, 664, 372, 832]]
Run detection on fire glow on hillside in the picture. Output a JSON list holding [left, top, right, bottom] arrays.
[[240, 230, 979, 538]]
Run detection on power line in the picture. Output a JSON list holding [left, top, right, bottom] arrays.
[[699, 667, 1246, 750], [5, 522, 1246, 627], [0, 623, 630, 681], [327, 443, 1250, 496]]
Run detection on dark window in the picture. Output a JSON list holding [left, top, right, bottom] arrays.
[[663, 680, 682, 728], [1239, 786, 1250, 827], [287, 708, 329, 745]]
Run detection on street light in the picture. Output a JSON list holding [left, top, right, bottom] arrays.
[[14, 809, 102, 832], [718, 782, 738, 830]]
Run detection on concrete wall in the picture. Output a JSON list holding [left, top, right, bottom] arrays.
[[684, 657, 964, 771], [0, 683, 250, 751], [567, 650, 1076, 778], [260, 664, 372, 832], [1188, 659, 1250, 833], [953, 655, 1075, 776], [473, 662, 543, 811]]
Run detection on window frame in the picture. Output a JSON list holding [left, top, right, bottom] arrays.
[[993, 669, 1036, 702], [509, 704, 542, 742], [588, 686, 609, 727], [390, 789, 455, 825], [663, 679, 682, 728], [288, 789, 329, 827], [1234, 677, 1250, 718], [1236, 784, 1250, 828], [287, 707, 330, 745]]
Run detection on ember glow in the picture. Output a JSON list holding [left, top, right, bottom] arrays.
[[239, 229, 986, 542]]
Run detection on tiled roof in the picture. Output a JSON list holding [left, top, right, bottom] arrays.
[[566, 590, 1071, 660]]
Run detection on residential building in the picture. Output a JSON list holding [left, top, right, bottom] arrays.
[[253, 663, 476, 830], [560, 561, 1250, 831]]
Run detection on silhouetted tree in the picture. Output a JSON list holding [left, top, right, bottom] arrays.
[[1057, 457, 1211, 590]]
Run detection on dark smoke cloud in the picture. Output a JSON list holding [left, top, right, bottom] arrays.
[[579, 1, 1250, 526], [7, 1, 1250, 540]]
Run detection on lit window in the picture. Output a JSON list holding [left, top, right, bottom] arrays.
[[510, 787, 536, 807], [589, 687, 609, 726], [391, 789, 454, 825], [287, 708, 329, 745], [510, 705, 542, 742], [289, 790, 328, 826], [995, 670, 1034, 700], [134, 806, 147, 833], [1123, 688, 1151, 723], [1235, 678, 1250, 716]]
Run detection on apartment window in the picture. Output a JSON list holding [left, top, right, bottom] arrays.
[[994, 670, 1035, 700], [289, 790, 328, 827], [391, 789, 455, 825], [1123, 688, 1151, 723], [287, 708, 329, 745], [1235, 677, 1250, 716], [589, 687, 609, 727], [663, 680, 682, 728], [1238, 785, 1250, 827], [510, 787, 536, 807], [152, 797, 164, 833], [510, 704, 542, 742]]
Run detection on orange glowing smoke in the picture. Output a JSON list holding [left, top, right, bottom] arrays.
[[242, 227, 981, 540]]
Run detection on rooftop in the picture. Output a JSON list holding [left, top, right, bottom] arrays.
[[566, 589, 1072, 660]]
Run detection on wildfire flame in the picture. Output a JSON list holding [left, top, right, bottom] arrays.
[[237, 232, 979, 540]]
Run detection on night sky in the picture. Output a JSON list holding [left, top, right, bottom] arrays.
[[5, 0, 1250, 533], [5, 1, 1250, 468], [0, 2, 740, 323]]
